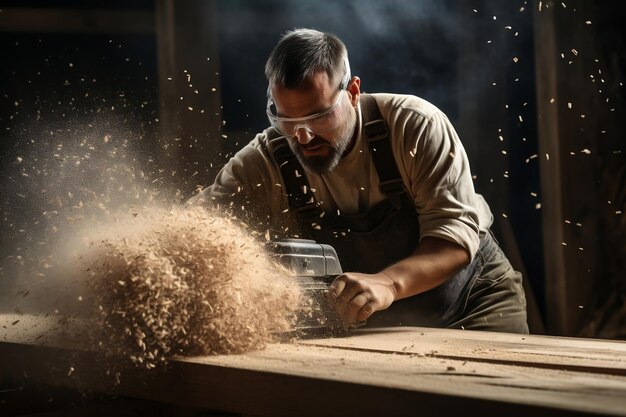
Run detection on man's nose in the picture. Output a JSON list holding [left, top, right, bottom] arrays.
[[293, 125, 314, 144]]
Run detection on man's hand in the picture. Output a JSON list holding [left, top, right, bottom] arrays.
[[326, 237, 470, 326], [328, 272, 398, 325]]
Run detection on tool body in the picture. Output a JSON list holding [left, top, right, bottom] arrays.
[[268, 239, 347, 335]]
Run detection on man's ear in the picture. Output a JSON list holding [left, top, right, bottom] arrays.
[[347, 76, 361, 107]]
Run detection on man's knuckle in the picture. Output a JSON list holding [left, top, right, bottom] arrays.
[[348, 296, 363, 309], [357, 308, 373, 321], [346, 302, 358, 312]]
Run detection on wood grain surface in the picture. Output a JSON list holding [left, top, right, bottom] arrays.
[[1, 314, 625, 416]]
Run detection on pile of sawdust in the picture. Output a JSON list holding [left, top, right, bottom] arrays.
[[83, 206, 301, 367]]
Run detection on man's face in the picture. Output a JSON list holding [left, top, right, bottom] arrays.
[[269, 71, 358, 174]]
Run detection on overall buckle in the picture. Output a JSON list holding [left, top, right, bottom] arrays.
[[363, 119, 389, 143]]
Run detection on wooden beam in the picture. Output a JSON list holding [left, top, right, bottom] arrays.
[[155, 0, 222, 195], [534, 0, 603, 336], [533, 2, 569, 335], [0, 8, 154, 34]]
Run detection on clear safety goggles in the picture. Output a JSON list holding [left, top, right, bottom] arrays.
[[266, 58, 351, 138]]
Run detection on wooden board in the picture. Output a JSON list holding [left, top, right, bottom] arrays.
[[1, 314, 626, 417], [303, 327, 626, 376]]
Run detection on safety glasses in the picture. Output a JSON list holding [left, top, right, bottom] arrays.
[[266, 89, 347, 138], [266, 58, 351, 138]]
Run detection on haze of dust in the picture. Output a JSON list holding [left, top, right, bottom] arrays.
[[81, 205, 302, 368]]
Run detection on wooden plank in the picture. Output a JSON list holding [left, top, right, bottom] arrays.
[[1, 315, 626, 416], [2, 339, 625, 417], [0, 8, 155, 34], [301, 327, 626, 376], [6, 314, 623, 375]]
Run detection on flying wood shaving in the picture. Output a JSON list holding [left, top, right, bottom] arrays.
[[83, 206, 301, 368]]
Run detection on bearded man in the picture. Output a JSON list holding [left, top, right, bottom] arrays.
[[190, 28, 528, 333]]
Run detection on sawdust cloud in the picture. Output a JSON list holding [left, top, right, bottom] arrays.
[[83, 205, 301, 368], [1, 121, 301, 368]]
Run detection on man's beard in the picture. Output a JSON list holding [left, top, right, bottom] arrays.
[[289, 105, 356, 175]]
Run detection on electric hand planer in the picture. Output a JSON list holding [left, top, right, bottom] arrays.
[[267, 239, 352, 336]]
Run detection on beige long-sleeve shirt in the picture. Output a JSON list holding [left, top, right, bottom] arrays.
[[190, 93, 493, 259]]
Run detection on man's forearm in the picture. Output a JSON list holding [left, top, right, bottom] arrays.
[[381, 236, 471, 301], [329, 236, 472, 324]]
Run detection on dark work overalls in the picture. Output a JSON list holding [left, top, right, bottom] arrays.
[[271, 94, 528, 331]]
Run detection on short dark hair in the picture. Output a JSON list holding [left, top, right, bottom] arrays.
[[265, 28, 349, 90]]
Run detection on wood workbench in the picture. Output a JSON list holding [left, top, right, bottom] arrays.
[[1, 314, 625, 416]]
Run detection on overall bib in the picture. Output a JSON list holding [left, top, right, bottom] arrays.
[[272, 95, 486, 328]]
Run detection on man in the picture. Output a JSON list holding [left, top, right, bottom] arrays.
[[190, 28, 528, 333]]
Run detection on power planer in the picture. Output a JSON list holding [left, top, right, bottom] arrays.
[[267, 239, 351, 336]]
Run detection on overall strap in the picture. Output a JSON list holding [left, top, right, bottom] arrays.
[[271, 137, 322, 221], [360, 94, 405, 199]]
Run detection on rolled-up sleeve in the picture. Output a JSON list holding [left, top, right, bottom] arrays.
[[405, 110, 481, 259]]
